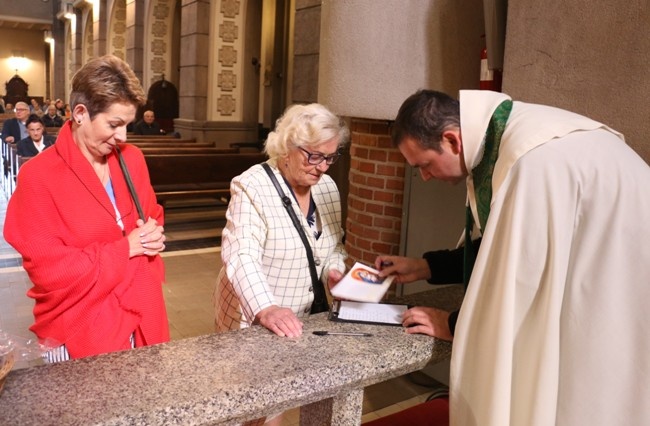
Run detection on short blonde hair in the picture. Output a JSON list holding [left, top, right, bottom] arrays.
[[264, 103, 349, 160], [69, 55, 146, 118]]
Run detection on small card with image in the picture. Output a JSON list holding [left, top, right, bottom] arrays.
[[330, 262, 395, 303]]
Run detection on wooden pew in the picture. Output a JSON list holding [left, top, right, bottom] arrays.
[[138, 147, 239, 155], [129, 141, 214, 149], [145, 152, 268, 205], [127, 137, 198, 144]]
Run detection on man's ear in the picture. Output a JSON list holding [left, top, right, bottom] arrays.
[[442, 129, 463, 154]]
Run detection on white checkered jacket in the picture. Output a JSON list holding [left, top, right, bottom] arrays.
[[213, 162, 347, 331]]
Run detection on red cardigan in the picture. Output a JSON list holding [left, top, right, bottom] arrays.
[[4, 122, 169, 358]]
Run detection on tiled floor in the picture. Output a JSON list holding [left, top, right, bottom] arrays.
[[0, 189, 446, 424]]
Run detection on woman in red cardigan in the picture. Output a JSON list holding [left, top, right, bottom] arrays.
[[4, 55, 169, 361]]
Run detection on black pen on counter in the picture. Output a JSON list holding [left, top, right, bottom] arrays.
[[313, 331, 373, 337]]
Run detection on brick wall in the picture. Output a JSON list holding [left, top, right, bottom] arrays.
[[344, 118, 405, 269]]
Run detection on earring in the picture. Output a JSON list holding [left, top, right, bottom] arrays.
[[77, 119, 82, 124]]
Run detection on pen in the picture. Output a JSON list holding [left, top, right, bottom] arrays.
[[313, 331, 373, 337]]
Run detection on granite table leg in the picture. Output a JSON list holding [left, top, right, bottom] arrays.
[[299, 389, 364, 425]]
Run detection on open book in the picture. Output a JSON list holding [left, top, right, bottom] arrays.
[[330, 262, 395, 303]]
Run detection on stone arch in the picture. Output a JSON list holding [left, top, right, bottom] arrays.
[[143, 0, 181, 89], [146, 77, 179, 133]]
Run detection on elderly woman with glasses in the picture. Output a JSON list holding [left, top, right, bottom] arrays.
[[214, 103, 349, 341]]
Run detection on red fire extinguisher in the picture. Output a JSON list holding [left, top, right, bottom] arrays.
[[480, 40, 502, 91]]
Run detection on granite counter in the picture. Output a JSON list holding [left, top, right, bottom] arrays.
[[0, 285, 464, 425]]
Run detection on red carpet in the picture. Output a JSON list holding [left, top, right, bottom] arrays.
[[364, 397, 449, 425]]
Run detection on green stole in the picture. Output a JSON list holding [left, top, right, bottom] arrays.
[[463, 100, 513, 288]]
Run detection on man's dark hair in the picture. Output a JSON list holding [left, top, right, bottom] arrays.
[[391, 89, 460, 152], [25, 114, 44, 128]]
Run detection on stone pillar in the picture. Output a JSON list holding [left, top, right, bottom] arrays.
[[179, 0, 210, 121], [125, 0, 145, 81], [318, 1, 483, 270], [92, 0, 108, 57]]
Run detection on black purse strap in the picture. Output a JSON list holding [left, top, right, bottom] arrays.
[[261, 163, 329, 314], [115, 145, 146, 221]]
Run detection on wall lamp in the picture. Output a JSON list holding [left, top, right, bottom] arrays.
[[8, 51, 28, 75], [44, 30, 54, 44], [64, 3, 75, 20]]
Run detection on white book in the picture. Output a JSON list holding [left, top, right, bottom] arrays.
[[330, 262, 395, 303]]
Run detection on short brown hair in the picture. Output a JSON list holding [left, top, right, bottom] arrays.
[[69, 55, 146, 118]]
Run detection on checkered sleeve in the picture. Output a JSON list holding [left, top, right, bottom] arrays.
[[219, 164, 317, 324]]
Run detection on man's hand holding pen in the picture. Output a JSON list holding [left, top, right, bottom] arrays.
[[374, 256, 432, 284], [374, 255, 453, 341]]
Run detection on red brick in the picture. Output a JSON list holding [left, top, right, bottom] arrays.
[[352, 146, 369, 159], [356, 213, 373, 226], [346, 246, 363, 260], [348, 196, 365, 211], [385, 178, 404, 190], [357, 187, 373, 199], [377, 135, 394, 149], [385, 206, 403, 218], [368, 150, 388, 162], [388, 151, 406, 163], [376, 164, 396, 176], [380, 231, 401, 244], [358, 134, 378, 147], [351, 121, 370, 133], [356, 237, 372, 250], [374, 190, 395, 203], [358, 161, 376, 174], [369, 121, 391, 135], [366, 176, 385, 188], [371, 242, 393, 254], [365, 202, 383, 215], [374, 217, 394, 228], [350, 173, 366, 185], [361, 251, 376, 264]]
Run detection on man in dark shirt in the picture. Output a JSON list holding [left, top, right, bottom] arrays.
[[42, 103, 64, 128], [16, 115, 56, 157], [133, 110, 165, 135]]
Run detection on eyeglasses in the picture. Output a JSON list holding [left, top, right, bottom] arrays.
[[15, 108, 29, 112], [297, 146, 341, 165]]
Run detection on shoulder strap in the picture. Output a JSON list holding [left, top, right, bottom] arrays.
[[115, 145, 145, 221], [261, 163, 329, 314]]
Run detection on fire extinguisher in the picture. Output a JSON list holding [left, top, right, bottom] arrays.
[[480, 39, 502, 91]]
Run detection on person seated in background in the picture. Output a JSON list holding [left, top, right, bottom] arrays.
[[132, 110, 166, 135], [5, 103, 14, 112], [41, 99, 51, 115], [1, 101, 30, 144], [29, 99, 43, 116], [17, 115, 56, 157], [42, 103, 64, 128], [54, 98, 66, 116]]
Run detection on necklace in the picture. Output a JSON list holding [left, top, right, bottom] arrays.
[[95, 161, 109, 184]]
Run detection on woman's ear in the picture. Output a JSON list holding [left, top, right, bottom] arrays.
[[72, 104, 87, 124]]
